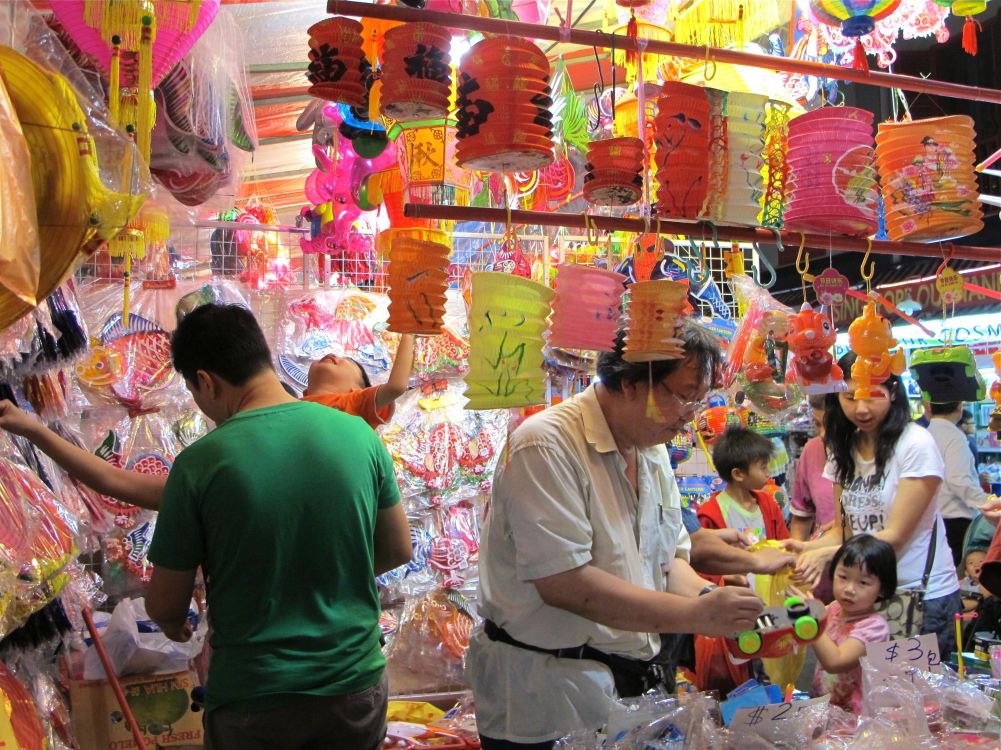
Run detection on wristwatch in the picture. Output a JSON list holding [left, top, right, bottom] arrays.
[[699, 584, 719, 597]]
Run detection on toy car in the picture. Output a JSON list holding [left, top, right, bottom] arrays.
[[726, 596, 827, 661]]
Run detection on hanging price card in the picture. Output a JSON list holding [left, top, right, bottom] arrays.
[[866, 633, 943, 673]]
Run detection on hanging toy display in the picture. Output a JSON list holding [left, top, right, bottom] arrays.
[[548, 263, 627, 352], [846, 298, 907, 399], [786, 303, 845, 394], [654, 82, 710, 220], [583, 137, 645, 206], [809, 0, 903, 71], [784, 106, 880, 238], [380, 23, 453, 122], [695, 405, 748, 446], [455, 37, 555, 172], [306, 17, 368, 106], [386, 237, 450, 335], [464, 272, 553, 410], [874, 115, 984, 242]]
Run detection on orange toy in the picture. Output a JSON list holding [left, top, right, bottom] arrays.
[[847, 299, 906, 399], [787, 303, 845, 394], [744, 310, 792, 384]]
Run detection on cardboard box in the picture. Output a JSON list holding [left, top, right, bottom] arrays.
[[70, 670, 203, 749]]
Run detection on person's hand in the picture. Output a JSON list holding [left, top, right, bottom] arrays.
[[162, 620, 193, 643], [0, 400, 39, 438], [751, 546, 796, 574], [712, 527, 753, 549], [791, 546, 835, 589], [980, 496, 1001, 527], [779, 538, 806, 554], [693, 586, 763, 637], [722, 574, 749, 587]]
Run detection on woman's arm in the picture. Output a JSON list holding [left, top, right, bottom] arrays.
[[875, 476, 942, 553], [788, 485, 844, 587]]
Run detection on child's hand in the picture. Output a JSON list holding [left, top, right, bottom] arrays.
[[786, 584, 815, 601]]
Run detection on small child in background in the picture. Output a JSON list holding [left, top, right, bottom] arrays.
[[959, 544, 1001, 649], [809, 534, 895, 714], [960, 547, 987, 613], [699, 427, 790, 546]]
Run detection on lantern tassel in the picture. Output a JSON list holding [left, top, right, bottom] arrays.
[[963, 17, 980, 56], [626, 10, 638, 68], [852, 37, 869, 73]]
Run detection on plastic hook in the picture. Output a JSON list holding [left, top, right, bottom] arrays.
[[794, 233, 809, 276], [860, 238, 875, 288]]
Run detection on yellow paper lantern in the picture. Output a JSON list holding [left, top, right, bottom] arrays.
[[464, 272, 554, 410]]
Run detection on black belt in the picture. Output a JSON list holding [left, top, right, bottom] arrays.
[[483, 619, 668, 698]]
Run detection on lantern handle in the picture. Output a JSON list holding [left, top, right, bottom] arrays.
[[703, 45, 717, 82], [794, 233, 810, 276], [935, 241, 955, 277], [860, 238, 875, 291]]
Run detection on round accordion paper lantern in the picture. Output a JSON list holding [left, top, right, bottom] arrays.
[[380, 23, 453, 122], [455, 38, 555, 172], [464, 272, 554, 410], [584, 137, 645, 206], [306, 17, 367, 107], [623, 279, 691, 362], [549, 264, 627, 351], [784, 106, 880, 238], [387, 238, 451, 334], [874, 115, 983, 242], [654, 83, 710, 220], [721, 92, 768, 226]]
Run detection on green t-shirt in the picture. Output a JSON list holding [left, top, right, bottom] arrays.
[[148, 401, 400, 712]]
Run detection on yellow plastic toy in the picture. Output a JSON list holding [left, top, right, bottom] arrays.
[[847, 299, 906, 400]]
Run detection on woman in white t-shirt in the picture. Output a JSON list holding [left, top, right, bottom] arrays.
[[787, 352, 961, 657]]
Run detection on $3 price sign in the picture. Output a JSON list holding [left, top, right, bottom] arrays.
[[865, 633, 942, 674]]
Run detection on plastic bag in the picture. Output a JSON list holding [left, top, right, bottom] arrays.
[[83, 597, 205, 680], [750, 540, 808, 687], [723, 276, 804, 422], [384, 588, 476, 687]]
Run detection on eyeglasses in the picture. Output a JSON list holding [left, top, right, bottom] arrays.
[[659, 382, 704, 412]]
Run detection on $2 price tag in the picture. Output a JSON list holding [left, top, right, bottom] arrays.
[[732, 695, 831, 730], [865, 633, 942, 673]]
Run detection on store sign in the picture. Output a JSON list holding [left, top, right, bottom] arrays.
[[832, 268, 1001, 327]]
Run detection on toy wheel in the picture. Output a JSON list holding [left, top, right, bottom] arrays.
[[784, 596, 810, 619], [737, 631, 762, 655], [794, 615, 819, 641]]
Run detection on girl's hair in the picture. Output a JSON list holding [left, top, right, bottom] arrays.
[[829, 534, 898, 601], [823, 351, 913, 486]]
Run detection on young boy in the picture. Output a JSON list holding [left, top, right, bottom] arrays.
[[699, 427, 790, 544], [0, 333, 416, 510]]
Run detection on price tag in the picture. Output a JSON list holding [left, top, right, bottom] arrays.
[[866, 633, 943, 673], [732, 695, 831, 730]]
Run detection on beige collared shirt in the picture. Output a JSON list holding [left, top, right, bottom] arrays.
[[466, 385, 690, 742]]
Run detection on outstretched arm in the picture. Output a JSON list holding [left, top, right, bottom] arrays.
[[375, 333, 415, 411], [0, 400, 165, 510]]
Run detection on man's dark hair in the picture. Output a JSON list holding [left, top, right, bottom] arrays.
[[930, 401, 960, 415], [960, 408, 974, 425], [596, 317, 722, 394], [171, 303, 274, 385], [712, 426, 775, 483]]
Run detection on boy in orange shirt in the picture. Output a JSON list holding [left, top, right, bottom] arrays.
[[0, 334, 415, 509]]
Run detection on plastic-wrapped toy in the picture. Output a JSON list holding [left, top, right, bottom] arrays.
[[786, 302, 845, 394], [727, 596, 827, 661], [847, 299, 906, 400], [744, 309, 792, 384], [695, 405, 747, 446], [910, 345, 986, 404]]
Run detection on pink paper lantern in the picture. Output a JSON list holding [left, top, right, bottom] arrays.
[[50, 0, 220, 86], [784, 106, 879, 238], [549, 264, 627, 351]]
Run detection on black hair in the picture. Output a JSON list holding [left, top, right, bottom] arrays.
[[712, 426, 775, 483], [596, 317, 722, 394], [347, 357, 372, 388], [960, 408, 974, 425], [930, 401, 960, 415], [823, 351, 913, 486], [807, 394, 827, 411], [829, 534, 898, 601], [171, 303, 274, 386]]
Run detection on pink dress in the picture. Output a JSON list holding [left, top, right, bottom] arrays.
[[811, 601, 889, 714]]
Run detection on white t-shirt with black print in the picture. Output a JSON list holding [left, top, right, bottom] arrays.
[[823, 423, 958, 600]]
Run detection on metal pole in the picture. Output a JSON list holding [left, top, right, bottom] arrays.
[[327, 0, 1001, 105], [403, 203, 1001, 263]]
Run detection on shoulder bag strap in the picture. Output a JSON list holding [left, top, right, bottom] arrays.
[[921, 514, 938, 589]]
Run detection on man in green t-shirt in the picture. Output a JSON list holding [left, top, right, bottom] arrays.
[[145, 304, 411, 750]]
